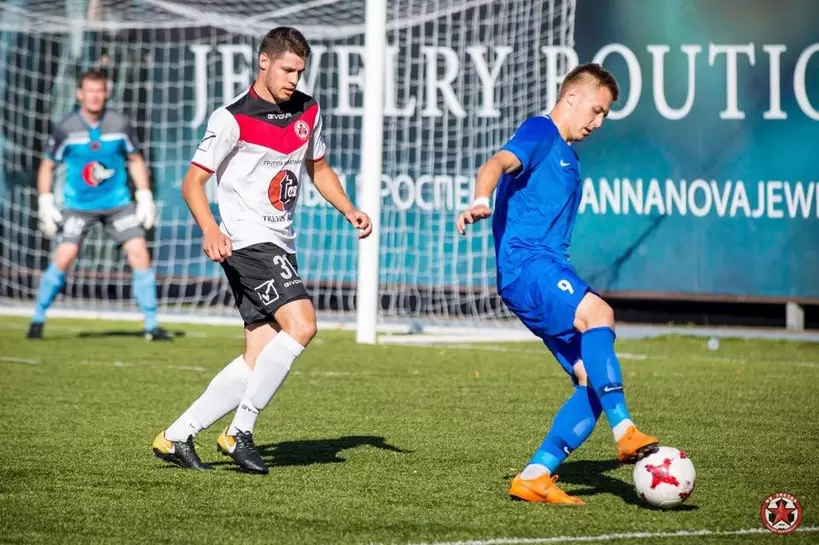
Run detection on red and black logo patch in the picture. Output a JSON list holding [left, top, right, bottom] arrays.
[[761, 492, 803, 534], [268, 170, 299, 212]]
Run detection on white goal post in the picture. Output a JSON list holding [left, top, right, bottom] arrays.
[[356, 0, 387, 345], [0, 0, 578, 341]]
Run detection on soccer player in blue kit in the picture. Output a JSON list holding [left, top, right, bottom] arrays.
[[457, 63, 660, 505], [27, 70, 170, 341]]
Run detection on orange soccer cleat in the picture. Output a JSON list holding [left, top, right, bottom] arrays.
[[508, 473, 585, 505], [616, 426, 659, 463]]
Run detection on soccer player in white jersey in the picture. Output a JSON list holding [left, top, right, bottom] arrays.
[[152, 27, 372, 473]]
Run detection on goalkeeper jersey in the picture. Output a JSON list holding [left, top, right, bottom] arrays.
[[190, 86, 326, 254], [44, 109, 139, 211]]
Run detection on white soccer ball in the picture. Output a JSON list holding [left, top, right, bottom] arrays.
[[633, 446, 696, 509]]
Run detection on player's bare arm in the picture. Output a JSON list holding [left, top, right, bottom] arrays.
[[181, 164, 232, 262], [456, 150, 522, 235], [37, 157, 55, 195], [128, 152, 157, 229], [308, 157, 373, 239], [127, 152, 151, 191]]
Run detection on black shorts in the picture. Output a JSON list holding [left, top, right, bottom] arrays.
[[220, 242, 310, 326]]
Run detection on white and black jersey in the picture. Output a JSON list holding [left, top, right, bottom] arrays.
[[191, 86, 326, 254]]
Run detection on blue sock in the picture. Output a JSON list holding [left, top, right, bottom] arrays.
[[528, 386, 603, 473], [132, 269, 158, 331], [581, 327, 632, 430], [32, 263, 65, 323]]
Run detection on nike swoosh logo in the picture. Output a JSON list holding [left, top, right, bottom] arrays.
[[603, 385, 623, 393], [220, 436, 236, 453], [560, 160, 570, 167], [563, 446, 571, 455]]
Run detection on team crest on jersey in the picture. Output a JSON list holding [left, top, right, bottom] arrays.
[[81, 161, 115, 186], [294, 120, 310, 141], [268, 170, 300, 212], [89, 141, 101, 151]]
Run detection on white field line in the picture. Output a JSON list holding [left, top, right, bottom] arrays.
[[0, 356, 41, 365], [395, 525, 819, 545], [167, 365, 207, 372], [389, 342, 819, 369]]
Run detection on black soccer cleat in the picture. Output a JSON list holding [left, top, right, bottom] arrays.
[[26, 322, 44, 339], [152, 432, 211, 470], [216, 428, 269, 475], [144, 327, 173, 341]]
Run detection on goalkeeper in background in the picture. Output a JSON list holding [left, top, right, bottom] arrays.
[[27, 69, 170, 341]]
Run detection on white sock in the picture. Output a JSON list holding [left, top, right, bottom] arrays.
[[164, 355, 252, 442], [521, 464, 550, 480], [612, 419, 634, 441], [228, 332, 304, 435]]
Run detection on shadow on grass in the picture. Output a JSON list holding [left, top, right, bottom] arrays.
[[210, 435, 412, 471], [77, 329, 185, 339]]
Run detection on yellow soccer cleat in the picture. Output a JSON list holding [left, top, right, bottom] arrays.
[[216, 427, 268, 475], [151, 431, 211, 470]]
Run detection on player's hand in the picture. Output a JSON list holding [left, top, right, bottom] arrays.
[[37, 192, 63, 237], [135, 189, 157, 230], [202, 228, 232, 262], [456, 202, 492, 236], [345, 209, 373, 239]]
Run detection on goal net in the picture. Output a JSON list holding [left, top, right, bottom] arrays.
[[0, 0, 577, 330]]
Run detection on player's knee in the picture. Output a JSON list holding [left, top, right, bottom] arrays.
[[123, 238, 150, 269], [275, 300, 317, 347], [575, 293, 615, 332], [591, 302, 615, 329], [284, 318, 317, 347], [53, 243, 79, 271]]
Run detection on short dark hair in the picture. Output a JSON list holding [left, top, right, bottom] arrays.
[[559, 62, 619, 102], [258, 26, 311, 61], [77, 69, 107, 89]]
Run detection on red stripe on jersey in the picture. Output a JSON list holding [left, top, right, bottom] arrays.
[[191, 161, 214, 174], [234, 104, 319, 155]]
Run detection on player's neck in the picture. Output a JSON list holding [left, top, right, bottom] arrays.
[[79, 108, 103, 126], [548, 107, 572, 143], [252, 80, 280, 105]]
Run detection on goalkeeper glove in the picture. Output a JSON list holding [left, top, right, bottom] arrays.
[[37, 193, 63, 237], [135, 188, 157, 230]]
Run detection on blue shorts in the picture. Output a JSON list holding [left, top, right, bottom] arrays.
[[500, 258, 593, 380]]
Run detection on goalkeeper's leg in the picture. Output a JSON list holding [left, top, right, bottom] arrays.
[[27, 242, 78, 339], [121, 236, 169, 341]]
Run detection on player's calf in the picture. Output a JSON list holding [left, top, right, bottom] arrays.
[[574, 293, 660, 455]]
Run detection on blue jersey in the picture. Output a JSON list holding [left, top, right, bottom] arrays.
[[45, 109, 139, 211], [492, 116, 582, 289]]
